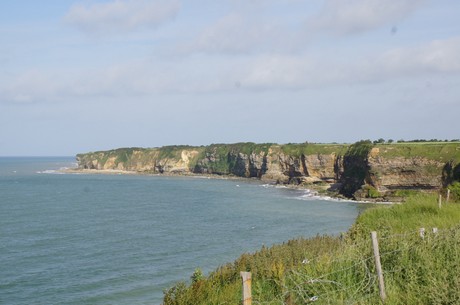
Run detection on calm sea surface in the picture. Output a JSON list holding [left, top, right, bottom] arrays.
[[0, 157, 367, 304]]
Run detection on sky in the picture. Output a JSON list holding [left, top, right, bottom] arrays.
[[1, 0, 459, 156]]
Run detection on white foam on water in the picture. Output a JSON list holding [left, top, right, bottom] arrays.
[[294, 190, 357, 203], [36, 169, 64, 174]]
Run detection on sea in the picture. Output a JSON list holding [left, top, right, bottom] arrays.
[[0, 157, 367, 305]]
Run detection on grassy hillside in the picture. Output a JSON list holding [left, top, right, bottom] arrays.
[[377, 142, 460, 163], [280, 143, 349, 157], [76, 147, 146, 168], [163, 194, 460, 304]]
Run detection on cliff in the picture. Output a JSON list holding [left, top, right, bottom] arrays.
[[76, 142, 460, 200]]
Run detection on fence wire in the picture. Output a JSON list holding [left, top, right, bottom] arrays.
[[249, 226, 460, 305]]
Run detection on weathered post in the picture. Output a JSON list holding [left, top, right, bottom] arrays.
[[438, 194, 442, 209], [419, 228, 425, 239], [371, 231, 386, 302], [447, 189, 451, 203], [240, 272, 252, 305]]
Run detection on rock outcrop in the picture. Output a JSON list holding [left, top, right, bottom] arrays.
[[76, 142, 460, 200]]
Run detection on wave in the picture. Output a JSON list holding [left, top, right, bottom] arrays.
[[260, 183, 287, 189], [294, 190, 356, 203], [36, 168, 67, 175], [259, 184, 357, 203]]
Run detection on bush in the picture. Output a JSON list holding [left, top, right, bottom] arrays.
[[366, 185, 381, 198], [448, 182, 460, 202], [191, 268, 203, 284]]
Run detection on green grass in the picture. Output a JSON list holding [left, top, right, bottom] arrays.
[[77, 147, 145, 168], [163, 194, 460, 305], [349, 194, 460, 236], [344, 140, 374, 158], [280, 143, 349, 157], [157, 145, 200, 160], [377, 143, 460, 163]]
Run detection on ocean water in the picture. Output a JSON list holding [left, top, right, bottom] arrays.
[[0, 157, 367, 305]]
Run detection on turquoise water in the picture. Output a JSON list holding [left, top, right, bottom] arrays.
[[0, 157, 366, 304]]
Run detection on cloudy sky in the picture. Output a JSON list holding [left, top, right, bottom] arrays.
[[1, 0, 459, 156]]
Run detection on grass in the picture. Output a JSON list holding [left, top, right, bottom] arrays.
[[350, 194, 460, 236], [280, 143, 349, 157], [377, 142, 460, 163], [163, 193, 460, 305], [344, 140, 374, 159], [157, 145, 200, 160], [77, 147, 145, 168]]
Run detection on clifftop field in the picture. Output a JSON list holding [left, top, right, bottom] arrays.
[[163, 193, 460, 305], [77, 141, 460, 201]]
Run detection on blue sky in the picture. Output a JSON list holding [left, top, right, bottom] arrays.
[[1, 0, 459, 156]]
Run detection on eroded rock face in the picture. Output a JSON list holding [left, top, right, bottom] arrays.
[[227, 152, 268, 178], [367, 155, 444, 192], [76, 143, 460, 199], [304, 154, 338, 181]]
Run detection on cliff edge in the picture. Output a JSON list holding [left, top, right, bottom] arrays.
[[76, 142, 460, 200]]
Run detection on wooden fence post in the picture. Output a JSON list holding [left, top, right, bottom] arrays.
[[419, 228, 425, 239], [371, 231, 386, 303], [447, 189, 451, 203], [438, 194, 442, 209], [240, 272, 252, 305]]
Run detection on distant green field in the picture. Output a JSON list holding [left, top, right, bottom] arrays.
[[376, 143, 460, 163], [279, 143, 349, 157]]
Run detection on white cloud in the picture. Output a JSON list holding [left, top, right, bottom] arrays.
[[65, 0, 181, 35], [239, 37, 460, 89], [181, 0, 427, 56], [181, 13, 293, 54], [309, 0, 426, 35], [1, 70, 60, 104], [2, 36, 460, 103], [378, 37, 460, 75], [185, 14, 278, 54]]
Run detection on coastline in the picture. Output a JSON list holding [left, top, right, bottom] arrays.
[[61, 167, 389, 204]]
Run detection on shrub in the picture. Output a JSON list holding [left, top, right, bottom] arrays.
[[448, 182, 460, 202], [191, 268, 203, 284], [366, 185, 381, 198]]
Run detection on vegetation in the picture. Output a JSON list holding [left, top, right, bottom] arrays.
[[280, 143, 349, 157], [78, 141, 460, 172], [448, 182, 460, 202], [397, 139, 460, 143], [377, 142, 460, 163], [77, 147, 145, 167], [163, 194, 460, 304], [345, 140, 374, 158], [157, 145, 200, 160], [191, 143, 274, 174], [363, 185, 381, 198]]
